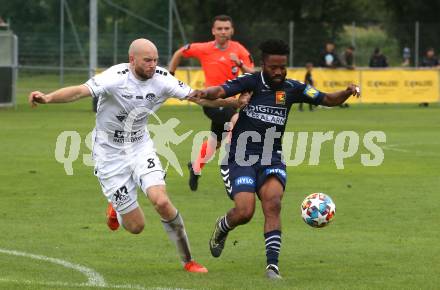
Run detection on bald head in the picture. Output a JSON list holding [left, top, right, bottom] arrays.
[[128, 38, 158, 57], [128, 38, 159, 80]]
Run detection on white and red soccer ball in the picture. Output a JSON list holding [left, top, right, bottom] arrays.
[[301, 193, 336, 228]]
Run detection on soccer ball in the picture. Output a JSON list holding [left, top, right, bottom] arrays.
[[301, 193, 336, 228]]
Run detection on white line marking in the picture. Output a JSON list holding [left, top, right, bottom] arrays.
[[0, 248, 106, 287], [0, 278, 192, 290], [382, 144, 439, 156]]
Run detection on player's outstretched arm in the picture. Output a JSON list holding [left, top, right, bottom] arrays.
[[321, 84, 360, 107], [187, 86, 226, 102], [189, 96, 239, 108], [28, 85, 91, 108]]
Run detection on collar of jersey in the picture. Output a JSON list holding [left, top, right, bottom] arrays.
[[213, 40, 230, 51], [260, 72, 271, 89], [128, 68, 150, 85]]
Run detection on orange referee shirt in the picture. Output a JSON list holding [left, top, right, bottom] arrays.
[[181, 40, 254, 87]]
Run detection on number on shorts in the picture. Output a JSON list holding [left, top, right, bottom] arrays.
[[147, 158, 155, 169]]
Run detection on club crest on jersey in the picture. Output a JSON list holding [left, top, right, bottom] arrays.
[[275, 91, 286, 105], [116, 110, 128, 122], [304, 85, 319, 98], [145, 93, 156, 101]]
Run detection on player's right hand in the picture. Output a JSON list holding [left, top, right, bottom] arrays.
[[187, 89, 207, 102], [28, 91, 49, 108]]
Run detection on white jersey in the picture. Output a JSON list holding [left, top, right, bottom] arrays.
[[85, 63, 191, 159]]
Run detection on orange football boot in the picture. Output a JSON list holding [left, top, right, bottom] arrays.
[[106, 203, 119, 231], [184, 261, 208, 273]]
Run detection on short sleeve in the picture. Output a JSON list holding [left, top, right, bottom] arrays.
[[293, 83, 325, 105], [181, 43, 205, 59], [221, 73, 257, 97], [238, 44, 254, 68], [84, 70, 114, 98], [164, 74, 192, 100]]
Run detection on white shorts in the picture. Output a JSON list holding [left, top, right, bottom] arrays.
[[94, 151, 165, 214]]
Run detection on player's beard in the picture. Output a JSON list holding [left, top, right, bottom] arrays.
[[264, 71, 285, 90], [134, 65, 155, 80]]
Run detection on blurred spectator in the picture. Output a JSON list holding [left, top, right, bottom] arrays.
[[421, 47, 439, 67], [319, 42, 341, 68], [369, 48, 388, 67], [0, 17, 8, 29], [341, 45, 355, 70], [402, 46, 411, 67], [299, 62, 315, 112]]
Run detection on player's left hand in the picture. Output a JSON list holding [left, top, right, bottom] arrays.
[[346, 84, 361, 98]]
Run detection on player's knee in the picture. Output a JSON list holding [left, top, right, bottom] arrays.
[[126, 221, 145, 234], [130, 223, 145, 234], [236, 206, 254, 224], [264, 197, 282, 216], [153, 195, 172, 214]]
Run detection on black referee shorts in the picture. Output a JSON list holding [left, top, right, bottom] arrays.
[[202, 106, 236, 143]]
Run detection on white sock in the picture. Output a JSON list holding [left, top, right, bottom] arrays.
[[116, 211, 123, 225], [161, 211, 192, 264]]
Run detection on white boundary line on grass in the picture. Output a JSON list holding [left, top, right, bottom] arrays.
[[0, 278, 189, 290], [382, 143, 440, 156], [0, 248, 193, 290], [0, 248, 106, 286]]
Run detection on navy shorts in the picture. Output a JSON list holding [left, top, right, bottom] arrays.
[[220, 154, 287, 200]]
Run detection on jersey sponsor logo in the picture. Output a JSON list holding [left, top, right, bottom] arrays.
[[235, 176, 255, 186], [243, 105, 287, 125], [275, 91, 286, 105], [122, 94, 133, 99], [304, 84, 319, 98], [116, 110, 128, 122], [113, 130, 143, 143], [265, 168, 286, 179]]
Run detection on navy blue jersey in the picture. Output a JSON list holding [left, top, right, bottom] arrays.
[[221, 72, 325, 158]]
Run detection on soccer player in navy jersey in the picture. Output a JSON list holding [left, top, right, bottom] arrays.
[[189, 39, 360, 279]]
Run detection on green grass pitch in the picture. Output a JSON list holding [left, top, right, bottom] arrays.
[[0, 76, 439, 289]]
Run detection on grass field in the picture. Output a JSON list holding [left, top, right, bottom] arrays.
[[1, 79, 439, 289]]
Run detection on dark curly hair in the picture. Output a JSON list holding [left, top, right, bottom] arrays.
[[259, 39, 289, 61]]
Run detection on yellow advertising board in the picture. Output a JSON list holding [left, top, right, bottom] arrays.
[[361, 70, 439, 103], [295, 69, 360, 104], [166, 68, 439, 105]]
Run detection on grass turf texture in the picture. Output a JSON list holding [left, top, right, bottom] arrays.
[[0, 78, 439, 289]]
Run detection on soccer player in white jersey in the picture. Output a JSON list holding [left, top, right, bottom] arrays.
[[28, 38, 208, 273]]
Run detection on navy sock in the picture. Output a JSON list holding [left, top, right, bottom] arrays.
[[264, 230, 281, 267], [218, 215, 232, 233]]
